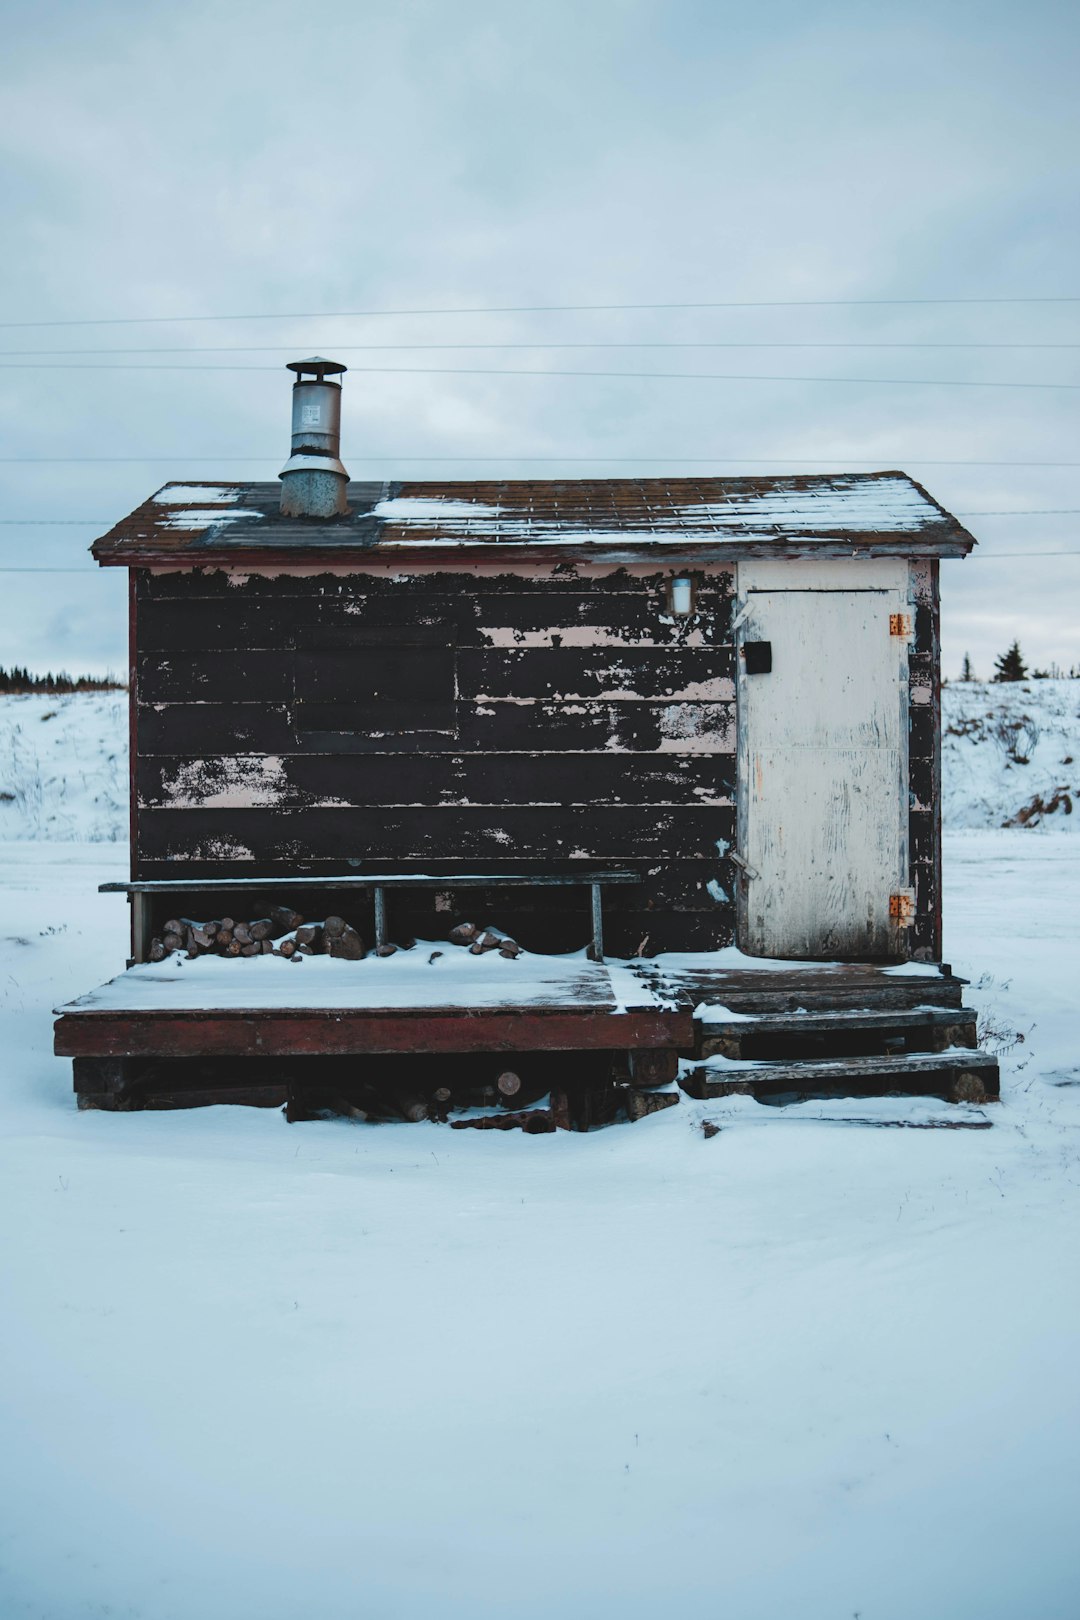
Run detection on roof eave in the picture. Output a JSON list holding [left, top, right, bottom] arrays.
[[92, 532, 977, 568]]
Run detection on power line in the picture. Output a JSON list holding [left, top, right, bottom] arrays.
[[1, 295, 1079, 331], [2, 455, 1080, 467], [1, 362, 1079, 390], [5, 341, 1080, 357]]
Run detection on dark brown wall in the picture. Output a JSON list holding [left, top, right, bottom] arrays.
[[131, 559, 940, 959], [132, 567, 738, 955]]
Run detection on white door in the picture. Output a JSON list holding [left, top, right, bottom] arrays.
[[736, 561, 910, 960]]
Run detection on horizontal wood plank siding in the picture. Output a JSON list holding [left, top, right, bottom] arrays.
[[137, 752, 735, 809], [136, 806, 731, 862], [134, 567, 737, 953], [135, 700, 734, 756]]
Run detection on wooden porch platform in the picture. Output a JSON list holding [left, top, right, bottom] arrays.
[[54, 952, 692, 1061], [54, 950, 998, 1116]]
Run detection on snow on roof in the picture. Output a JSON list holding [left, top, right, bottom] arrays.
[[372, 477, 936, 537], [373, 497, 504, 523], [153, 485, 243, 505], [92, 472, 976, 566], [157, 508, 266, 532]]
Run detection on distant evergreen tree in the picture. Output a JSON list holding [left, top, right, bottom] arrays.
[[993, 641, 1028, 683], [0, 665, 124, 694], [961, 652, 975, 681]]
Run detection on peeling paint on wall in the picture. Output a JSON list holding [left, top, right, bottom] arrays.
[[477, 626, 712, 649]]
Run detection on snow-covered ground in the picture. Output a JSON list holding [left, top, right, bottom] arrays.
[[0, 692, 127, 842], [3, 681, 1078, 844], [3, 688, 1080, 1616], [1, 833, 1079, 1618], [943, 678, 1079, 830]]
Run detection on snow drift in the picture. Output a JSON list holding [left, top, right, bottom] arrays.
[[0, 693, 127, 841], [943, 678, 1079, 831]]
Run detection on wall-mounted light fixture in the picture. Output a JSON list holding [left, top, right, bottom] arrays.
[[668, 575, 695, 617]]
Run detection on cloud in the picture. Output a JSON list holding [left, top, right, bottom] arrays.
[[0, 0, 1077, 675]]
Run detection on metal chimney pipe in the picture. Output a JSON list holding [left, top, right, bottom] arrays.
[[279, 357, 350, 517]]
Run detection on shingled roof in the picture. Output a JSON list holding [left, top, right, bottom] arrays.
[[91, 471, 976, 568]]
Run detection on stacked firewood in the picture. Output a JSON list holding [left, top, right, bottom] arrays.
[[147, 908, 524, 964], [147, 905, 364, 964], [446, 921, 522, 960]]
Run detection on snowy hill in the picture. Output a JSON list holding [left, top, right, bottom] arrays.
[[943, 678, 1079, 831], [0, 692, 127, 841], [2, 680, 1078, 841]]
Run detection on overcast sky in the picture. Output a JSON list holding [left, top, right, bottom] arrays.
[[0, 0, 1077, 678]]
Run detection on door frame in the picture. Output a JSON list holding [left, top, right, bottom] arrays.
[[733, 559, 913, 959]]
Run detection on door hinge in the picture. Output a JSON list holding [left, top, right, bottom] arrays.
[[889, 889, 915, 925], [889, 612, 912, 639]]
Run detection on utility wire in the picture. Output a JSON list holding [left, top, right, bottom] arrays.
[[1, 295, 1079, 330], [2, 456, 1079, 467], [1, 362, 1078, 389], [5, 342, 1080, 357]]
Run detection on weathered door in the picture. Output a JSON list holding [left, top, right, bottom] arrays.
[[736, 561, 910, 960]]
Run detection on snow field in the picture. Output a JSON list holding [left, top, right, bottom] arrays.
[[2, 686, 1080, 1616], [943, 677, 1079, 830], [0, 832, 1078, 1618], [0, 692, 127, 842]]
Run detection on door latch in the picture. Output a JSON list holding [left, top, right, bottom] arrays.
[[743, 640, 772, 674]]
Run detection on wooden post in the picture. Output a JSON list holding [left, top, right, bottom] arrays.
[[628, 1048, 679, 1086], [373, 886, 388, 951], [131, 891, 152, 965], [589, 882, 604, 963]]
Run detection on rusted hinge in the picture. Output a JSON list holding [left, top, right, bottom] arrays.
[[889, 890, 915, 925], [889, 612, 912, 638]]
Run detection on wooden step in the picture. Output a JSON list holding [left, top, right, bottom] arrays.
[[681, 1047, 1000, 1104], [695, 1096, 993, 1130], [700, 1006, 979, 1062], [637, 963, 967, 1014]]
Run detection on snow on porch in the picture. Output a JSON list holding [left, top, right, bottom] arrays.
[[55, 944, 675, 1015]]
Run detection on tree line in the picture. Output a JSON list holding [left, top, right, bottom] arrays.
[[0, 665, 125, 694], [958, 644, 1079, 683]]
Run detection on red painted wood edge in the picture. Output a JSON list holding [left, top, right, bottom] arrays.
[[54, 1008, 693, 1058]]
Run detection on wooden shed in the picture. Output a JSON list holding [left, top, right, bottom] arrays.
[[54, 361, 999, 1119]]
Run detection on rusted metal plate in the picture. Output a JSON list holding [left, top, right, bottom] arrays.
[[889, 890, 916, 925]]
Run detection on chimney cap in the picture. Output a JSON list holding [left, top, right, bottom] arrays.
[[286, 356, 347, 380]]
